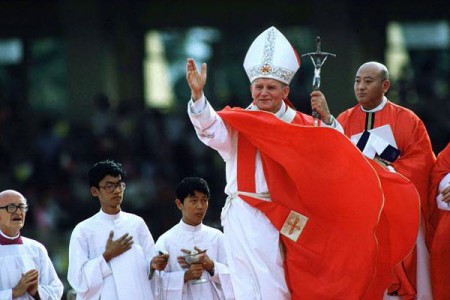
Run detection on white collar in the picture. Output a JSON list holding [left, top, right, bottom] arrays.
[[246, 100, 295, 123], [98, 209, 122, 221], [361, 96, 387, 113], [179, 219, 202, 232], [274, 100, 287, 118], [0, 229, 20, 240]]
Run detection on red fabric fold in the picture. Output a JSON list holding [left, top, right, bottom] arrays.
[[219, 107, 419, 299], [364, 161, 419, 300], [429, 143, 450, 300], [337, 101, 435, 298]]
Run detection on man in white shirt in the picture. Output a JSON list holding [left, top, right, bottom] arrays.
[[155, 177, 234, 299], [0, 189, 64, 300], [67, 159, 168, 300]]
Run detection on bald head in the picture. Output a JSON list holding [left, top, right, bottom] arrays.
[[357, 61, 389, 82], [0, 190, 26, 206]]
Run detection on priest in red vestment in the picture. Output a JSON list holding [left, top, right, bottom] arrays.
[[335, 61, 436, 299], [429, 143, 450, 300]]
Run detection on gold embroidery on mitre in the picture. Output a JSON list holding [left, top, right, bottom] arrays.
[[247, 65, 295, 84], [260, 64, 272, 74], [280, 211, 308, 242]]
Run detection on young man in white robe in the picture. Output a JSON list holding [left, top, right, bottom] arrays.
[[154, 177, 234, 299], [67, 160, 168, 300], [0, 189, 64, 300]]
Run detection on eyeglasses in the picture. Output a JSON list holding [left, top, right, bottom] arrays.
[[98, 182, 126, 193], [0, 203, 29, 213]]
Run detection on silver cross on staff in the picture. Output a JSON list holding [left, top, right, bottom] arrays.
[[301, 36, 336, 126]]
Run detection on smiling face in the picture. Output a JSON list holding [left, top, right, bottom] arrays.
[[0, 190, 27, 237], [354, 62, 390, 110], [176, 190, 208, 226], [91, 175, 124, 215], [250, 78, 289, 113]]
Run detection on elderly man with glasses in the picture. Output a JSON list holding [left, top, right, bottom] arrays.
[[0, 189, 64, 299], [67, 159, 168, 300]]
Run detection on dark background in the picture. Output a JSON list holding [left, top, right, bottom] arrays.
[[1, 0, 449, 297]]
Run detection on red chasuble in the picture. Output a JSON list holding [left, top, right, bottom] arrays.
[[218, 107, 419, 299], [338, 101, 435, 298], [429, 143, 450, 300]]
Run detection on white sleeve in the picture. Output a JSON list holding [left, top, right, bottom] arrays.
[[320, 115, 344, 133], [137, 219, 156, 276], [187, 94, 234, 161], [153, 237, 185, 300], [436, 173, 450, 211], [36, 245, 64, 300], [0, 289, 12, 299], [210, 234, 235, 300], [67, 228, 112, 299]]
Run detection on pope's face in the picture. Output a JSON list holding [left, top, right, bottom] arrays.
[[250, 78, 289, 113]]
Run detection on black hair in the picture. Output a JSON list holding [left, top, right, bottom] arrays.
[[176, 177, 210, 203], [88, 160, 125, 187]]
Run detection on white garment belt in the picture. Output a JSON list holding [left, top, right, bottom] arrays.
[[221, 191, 271, 223]]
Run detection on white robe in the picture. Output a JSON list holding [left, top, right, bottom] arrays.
[[188, 96, 293, 300], [154, 220, 234, 300], [0, 236, 64, 300], [67, 210, 156, 300]]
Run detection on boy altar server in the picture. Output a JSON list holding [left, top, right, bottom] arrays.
[[154, 177, 234, 299]]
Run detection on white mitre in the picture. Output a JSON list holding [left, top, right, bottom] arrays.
[[243, 26, 300, 85]]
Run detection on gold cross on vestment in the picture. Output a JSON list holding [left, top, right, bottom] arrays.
[[288, 216, 303, 234], [281, 211, 308, 242]]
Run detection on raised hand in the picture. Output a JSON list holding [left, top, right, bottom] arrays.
[[103, 231, 133, 262], [186, 58, 207, 101]]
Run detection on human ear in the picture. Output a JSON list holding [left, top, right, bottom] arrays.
[[90, 187, 99, 197], [382, 80, 390, 93], [283, 85, 290, 98], [175, 199, 183, 211]]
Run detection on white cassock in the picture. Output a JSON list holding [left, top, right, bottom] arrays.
[[154, 220, 235, 300], [68, 210, 156, 300], [188, 96, 295, 300], [0, 235, 64, 300]]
